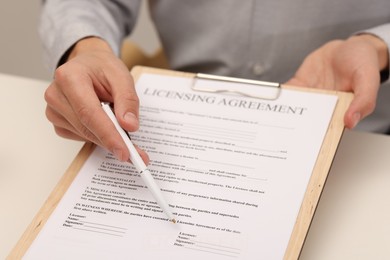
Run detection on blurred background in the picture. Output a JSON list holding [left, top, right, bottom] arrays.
[[0, 0, 160, 80]]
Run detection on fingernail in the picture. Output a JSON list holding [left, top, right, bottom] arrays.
[[124, 112, 138, 127], [351, 112, 361, 128], [113, 148, 124, 161]]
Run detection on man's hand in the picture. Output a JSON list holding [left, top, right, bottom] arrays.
[[286, 34, 388, 129], [44, 37, 149, 163]]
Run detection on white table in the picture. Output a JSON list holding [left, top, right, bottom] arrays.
[[0, 73, 83, 259], [1, 73, 389, 259]]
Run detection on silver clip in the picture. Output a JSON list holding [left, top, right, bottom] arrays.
[[192, 73, 281, 100]]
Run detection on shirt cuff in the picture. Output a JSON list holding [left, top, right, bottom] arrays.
[[356, 23, 390, 83]]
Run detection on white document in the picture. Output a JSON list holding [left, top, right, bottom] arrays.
[[24, 74, 338, 259]]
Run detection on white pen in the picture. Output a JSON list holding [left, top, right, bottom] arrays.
[[101, 102, 176, 223]]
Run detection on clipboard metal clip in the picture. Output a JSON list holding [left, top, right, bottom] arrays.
[[192, 73, 281, 100]]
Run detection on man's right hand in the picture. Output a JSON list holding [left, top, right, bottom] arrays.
[[44, 37, 149, 163]]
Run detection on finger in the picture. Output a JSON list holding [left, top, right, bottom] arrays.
[[108, 66, 140, 132], [46, 105, 103, 144], [54, 126, 86, 142], [344, 68, 379, 128], [134, 143, 150, 165], [46, 105, 77, 135], [45, 81, 100, 144]]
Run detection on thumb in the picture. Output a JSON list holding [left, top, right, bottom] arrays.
[[112, 74, 140, 132], [110, 72, 148, 163], [285, 77, 306, 87], [344, 100, 362, 129], [344, 69, 379, 129]]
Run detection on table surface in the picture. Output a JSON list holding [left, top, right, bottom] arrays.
[[0, 73, 389, 260]]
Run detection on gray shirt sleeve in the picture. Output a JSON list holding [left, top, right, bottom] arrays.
[[39, 0, 141, 73]]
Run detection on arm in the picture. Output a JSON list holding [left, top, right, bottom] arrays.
[[40, 0, 148, 163]]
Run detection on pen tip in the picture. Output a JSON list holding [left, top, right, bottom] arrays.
[[170, 218, 177, 224]]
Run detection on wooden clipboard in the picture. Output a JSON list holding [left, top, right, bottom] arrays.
[[8, 66, 353, 260]]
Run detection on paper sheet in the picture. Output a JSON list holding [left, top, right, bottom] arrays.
[[24, 74, 338, 259]]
